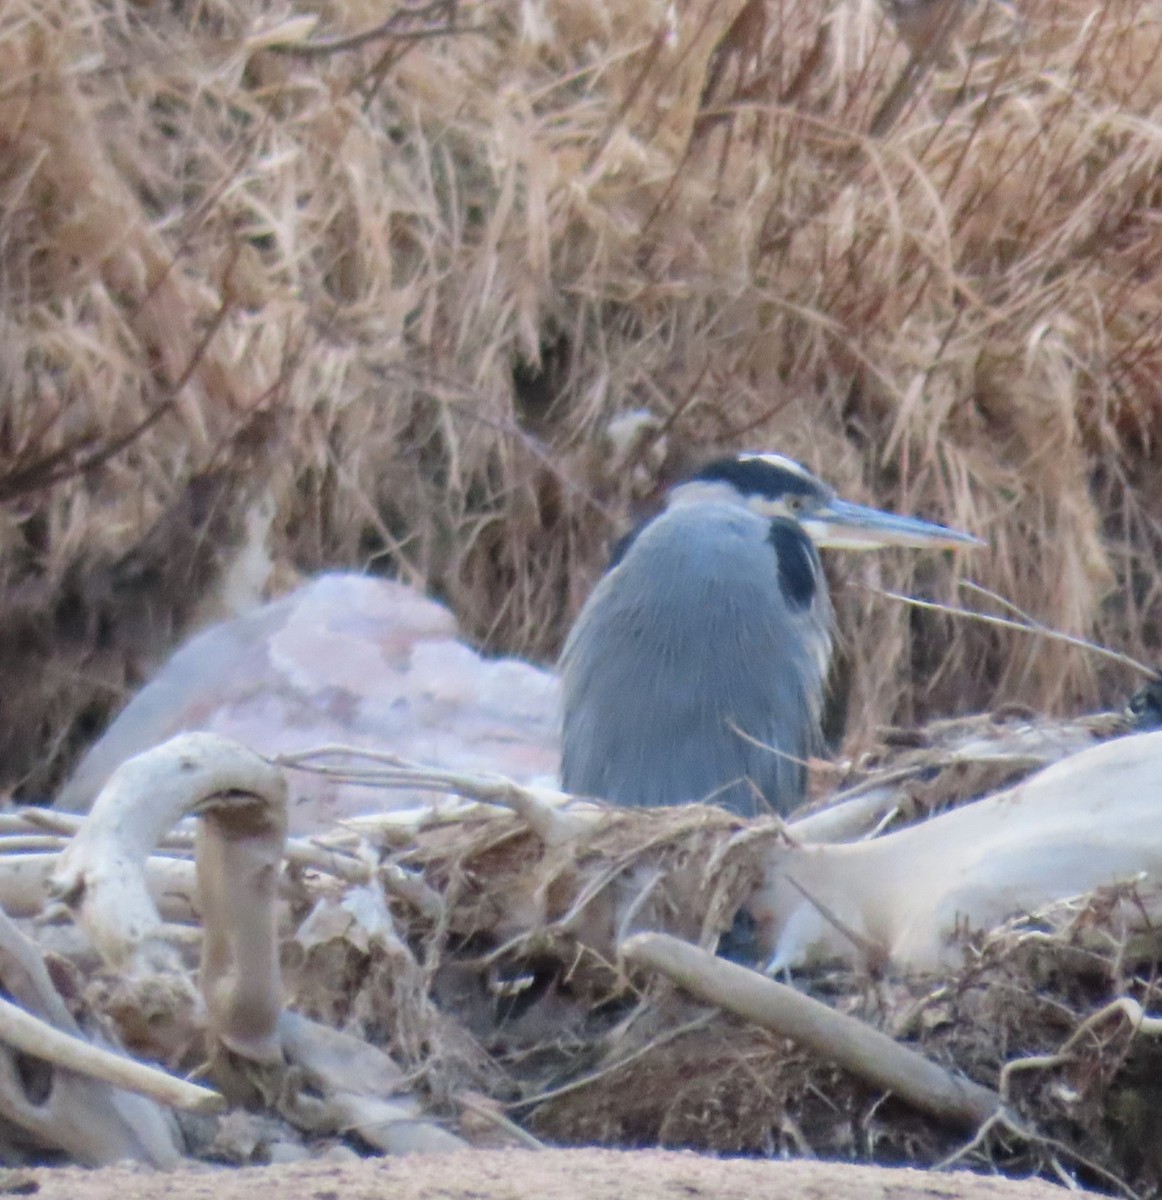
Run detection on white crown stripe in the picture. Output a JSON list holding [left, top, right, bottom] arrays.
[[735, 452, 815, 482]]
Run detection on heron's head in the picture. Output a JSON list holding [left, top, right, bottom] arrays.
[[668, 452, 983, 551]]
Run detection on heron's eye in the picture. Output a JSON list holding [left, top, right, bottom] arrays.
[[786, 496, 805, 514]]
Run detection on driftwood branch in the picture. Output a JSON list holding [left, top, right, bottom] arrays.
[[756, 730, 1162, 973], [47, 733, 291, 1106], [621, 932, 1001, 1129], [196, 773, 288, 1066], [278, 1012, 465, 1152], [49, 733, 287, 974], [278, 746, 595, 844], [0, 852, 199, 921], [0, 810, 368, 920], [0, 992, 222, 1113], [0, 906, 184, 1166], [49, 733, 462, 1151]]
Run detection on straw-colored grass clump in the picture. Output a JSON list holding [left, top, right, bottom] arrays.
[[2, 0, 1162, 793]]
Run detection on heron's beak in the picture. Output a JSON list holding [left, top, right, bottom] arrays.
[[800, 498, 984, 551]]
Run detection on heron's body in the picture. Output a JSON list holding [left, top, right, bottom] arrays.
[[559, 452, 980, 818], [561, 501, 831, 815]]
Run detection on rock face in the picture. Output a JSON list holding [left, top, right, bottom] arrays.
[[56, 575, 561, 833]]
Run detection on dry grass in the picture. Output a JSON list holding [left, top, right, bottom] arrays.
[[2, 0, 1162, 794]]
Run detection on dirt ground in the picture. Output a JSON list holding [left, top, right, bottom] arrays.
[[16, 1150, 1101, 1200]]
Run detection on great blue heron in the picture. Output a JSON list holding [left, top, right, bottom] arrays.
[[560, 452, 981, 816]]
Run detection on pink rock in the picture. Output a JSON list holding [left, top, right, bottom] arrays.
[[56, 575, 562, 833]]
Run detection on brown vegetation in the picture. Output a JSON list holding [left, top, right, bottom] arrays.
[[8, 5, 1162, 1192], [3, 0, 1162, 796]]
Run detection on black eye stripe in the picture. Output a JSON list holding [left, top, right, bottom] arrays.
[[768, 518, 818, 611], [693, 456, 824, 501]]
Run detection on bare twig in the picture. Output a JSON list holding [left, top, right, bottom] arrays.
[[999, 996, 1162, 1099], [871, 584, 1155, 678], [277, 746, 595, 845], [262, 0, 487, 57], [0, 291, 234, 502]]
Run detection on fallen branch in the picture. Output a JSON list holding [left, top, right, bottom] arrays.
[[46, 734, 292, 1097], [755, 730, 1162, 973], [620, 932, 1001, 1129], [0, 828, 365, 921], [0, 992, 222, 1114], [57, 734, 457, 1149], [278, 1012, 466, 1153], [0, 852, 199, 921], [50, 733, 287, 973], [278, 746, 595, 845], [0, 906, 184, 1167], [788, 780, 914, 844], [196, 761, 289, 1067]]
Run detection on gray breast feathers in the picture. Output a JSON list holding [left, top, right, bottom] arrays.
[[559, 503, 832, 816]]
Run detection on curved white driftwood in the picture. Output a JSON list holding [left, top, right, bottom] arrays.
[[50, 733, 288, 974], [757, 730, 1162, 973], [50, 732, 465, 1156]]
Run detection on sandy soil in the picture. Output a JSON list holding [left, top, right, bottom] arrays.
[[17, 1150, 1099, 1200]]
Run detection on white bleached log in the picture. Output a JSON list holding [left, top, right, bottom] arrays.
[[756, 730, 1162, 973]]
